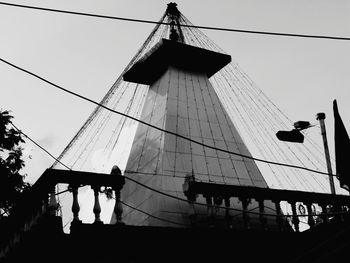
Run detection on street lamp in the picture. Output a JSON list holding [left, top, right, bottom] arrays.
[[275, 121, 311, 143], [276, 113, 336, 194]]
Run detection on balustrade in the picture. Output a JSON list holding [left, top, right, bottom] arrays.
[[13, 168, 124, 231], [2, 166, 350, 261], [0, 168, 125, 261], [183, 179, 350, 231], [60, 168, 126, 229]]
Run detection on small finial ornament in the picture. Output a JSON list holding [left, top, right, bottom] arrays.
[[166, 2, 180, 17], [110, 165, 121, 176]]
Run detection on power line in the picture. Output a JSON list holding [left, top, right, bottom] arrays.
[[120, 200, 189, 227], [5, 125, 272, 218], [10, 122, 72, 170], [12, 121, 349, 232], [122, 200, 273, 226], [7, 127, 279, 220], [0, 57, 336, 177], [62, 217, 73, 229], [8, 123, 348, 220], [124, 174, 349, 218], [0, 2, 349, 41], [124, 174, 263, 215]]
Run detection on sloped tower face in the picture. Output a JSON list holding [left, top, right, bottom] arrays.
[[51, 4, 341, 231], [118, 39, 269, 226]]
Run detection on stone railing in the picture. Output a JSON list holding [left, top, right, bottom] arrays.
[[52, 167, 125, 227], [183, 176, 350, 232], [0, 168, 125, 260]]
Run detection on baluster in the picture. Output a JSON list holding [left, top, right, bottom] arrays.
[[239, 197, 250, 230], [92, 185, 103, 224], [204, 195, 214, 226], [258, 199, 267, 230], [320, 203, 329, 223], [224, 197, 231, 227], [188, 200, 197, 225], [305, 203, 315, 228], [187, 194, 197, 225], [204, 195, 214, 217], [290, 201, 300, 232], [70, 184, 81, 224], [273, 200, 283, 231], [334, 204, 343, 223], [110, 165, 124, 224], [343, 206, 350, 221], [183, 172, 197, 224], [213, 196, 223, 215], [113, 186, 124, 224]]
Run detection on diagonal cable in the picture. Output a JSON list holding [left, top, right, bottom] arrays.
[[0, 57, 336, 177], [0, 2, 350, 41]]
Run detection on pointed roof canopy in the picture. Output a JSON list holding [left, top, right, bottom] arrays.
[[123, 38, 231, 85]]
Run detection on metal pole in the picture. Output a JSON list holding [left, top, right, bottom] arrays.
[[316, 113, 336, 194]]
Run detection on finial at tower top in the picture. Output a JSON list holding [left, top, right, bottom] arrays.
[[166, 2, 180, 17], [166, 2, 184, 42]]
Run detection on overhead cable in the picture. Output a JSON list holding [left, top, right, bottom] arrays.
[[7, 123, 189, 227], [0, 2, 349, 41], [7, 123, 348, 220], [3, 124, 271, 218], [124, 174, 349, 218], [0, 57, 336, 177], [120, 200, 189, 226], [10, 122, 72, 170]]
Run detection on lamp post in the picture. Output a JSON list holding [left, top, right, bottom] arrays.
[[316, 113, 336, 194], [276, 114, 336, 194]]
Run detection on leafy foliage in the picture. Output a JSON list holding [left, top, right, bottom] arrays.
[[0, 110, 31, 218]]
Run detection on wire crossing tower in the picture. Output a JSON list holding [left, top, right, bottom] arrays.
[[117, 39, 269, 226]]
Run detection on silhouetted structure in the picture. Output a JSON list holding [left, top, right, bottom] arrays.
[[1, 3, 350, 263]]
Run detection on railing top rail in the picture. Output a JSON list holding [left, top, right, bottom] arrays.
[[184, 180, 350, 204], [41, 168, 125, 187]]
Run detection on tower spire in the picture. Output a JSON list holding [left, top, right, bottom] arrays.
[[118, 37, 270, 227], [166, 2, 184, 43]]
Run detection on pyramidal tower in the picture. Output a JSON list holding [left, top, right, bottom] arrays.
[[51, 2, 338, 232], [114, 3, 271, 227]]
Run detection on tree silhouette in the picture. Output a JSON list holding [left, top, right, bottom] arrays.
[[0, 110, 31, 219]]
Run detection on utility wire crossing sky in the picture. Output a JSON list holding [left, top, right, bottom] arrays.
[[1, 1, 349, 193], [1, 0, 349, 230], [1, 56, 337, 177], [0, 1, 350, 41]]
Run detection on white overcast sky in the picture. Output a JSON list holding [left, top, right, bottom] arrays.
[[1, 0, 350, 184]]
